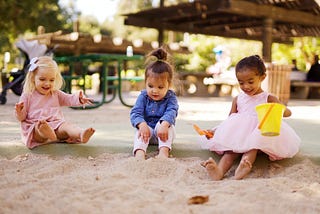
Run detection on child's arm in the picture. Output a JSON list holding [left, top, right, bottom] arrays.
[[57, 90, 92, 107], [267, 95, 291, 117], [228, 96, 238, 115], [158, 93, 178, 141], [130, 93, 150, 143], [159, 93, 178, 126]]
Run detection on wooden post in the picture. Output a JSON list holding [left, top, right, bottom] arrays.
[[73, 19, 79, 32], [158, 28, 164, 46], [262, 18, 273, 62], [157, 0, 165, 46]]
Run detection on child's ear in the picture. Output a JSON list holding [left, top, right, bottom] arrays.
[[261, 73, 267, 81]]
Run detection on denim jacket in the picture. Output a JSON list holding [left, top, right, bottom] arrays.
[[130, 89, 179, 129]]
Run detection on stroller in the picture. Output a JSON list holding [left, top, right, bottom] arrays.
[[0, 39, 51, 104]]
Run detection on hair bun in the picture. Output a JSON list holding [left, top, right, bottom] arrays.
[[152, 48, 167, 61]]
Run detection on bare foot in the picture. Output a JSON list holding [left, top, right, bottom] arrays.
[[156, 147, 170, 159], [80, 128, 95, 143], [134, 149, 146, 160], [200, 157, 223, 181], [37, 120, 57, 142], [234, 158, 252, 180]]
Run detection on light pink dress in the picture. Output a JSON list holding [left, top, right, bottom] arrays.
[[199, 91, 301, 161], [17, 90, 81, 149]]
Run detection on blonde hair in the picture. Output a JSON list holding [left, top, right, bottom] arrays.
[[23, 56, 64, 93]]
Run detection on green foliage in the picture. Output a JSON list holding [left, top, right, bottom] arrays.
[[78, 15, 101, 35], [272, 37, 320, 71], [173, 35, 262, 72], [0, 0, 72, 69], [1, 0, 319, 75], [292, 37, 320, 71]]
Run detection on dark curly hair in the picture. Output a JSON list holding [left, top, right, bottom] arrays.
[[235, 55, 266, 76]]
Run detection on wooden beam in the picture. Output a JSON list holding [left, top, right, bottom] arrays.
[[222, 0, 320, 27], [124, 16, 292, 44]]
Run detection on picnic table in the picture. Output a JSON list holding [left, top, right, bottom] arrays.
[[55, 54, 144, 109]]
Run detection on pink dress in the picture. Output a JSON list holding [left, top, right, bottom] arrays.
[[199, 92, 301, 161], [17, 90, 81, 149]]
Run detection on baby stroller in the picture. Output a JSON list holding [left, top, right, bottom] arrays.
[[0, 39, 50, 104]]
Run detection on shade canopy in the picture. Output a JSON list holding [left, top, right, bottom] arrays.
[[28, 28, 189, 56], [28, 31, 161, 56], [124, 0, 320, 62]]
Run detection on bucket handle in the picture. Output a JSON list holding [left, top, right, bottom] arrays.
[[258, 103, 275, 129]]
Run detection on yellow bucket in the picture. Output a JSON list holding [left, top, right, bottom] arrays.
[[255, 103, 285, 136]]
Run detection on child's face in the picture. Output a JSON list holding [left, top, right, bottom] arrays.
[[236, 68, 266, 96], [34, 68, 56, 95], [145, 73, 169, 101]]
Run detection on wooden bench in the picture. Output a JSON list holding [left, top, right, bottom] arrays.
[[178, 72, 238, 97], [290, 81, 320, 99]]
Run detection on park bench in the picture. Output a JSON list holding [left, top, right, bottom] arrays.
[[178, 71, 239, 97], [290, 81, 320, 99]]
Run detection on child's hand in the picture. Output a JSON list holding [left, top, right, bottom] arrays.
[[79, 91, 93, 106], [15, 102, 24, 111], [138, 122, 150, 143], [15, 102, 24, 114], [204, 130, 214, 139], [157, 121, 170, 142], [15, 102, 25, 121]]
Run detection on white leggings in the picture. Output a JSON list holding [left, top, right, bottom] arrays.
[[133, 122, 175, 154]]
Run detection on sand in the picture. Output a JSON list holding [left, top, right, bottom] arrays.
[[0, 92, 319, 213]]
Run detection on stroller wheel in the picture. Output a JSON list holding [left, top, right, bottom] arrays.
[[0, 94, 7, 104]]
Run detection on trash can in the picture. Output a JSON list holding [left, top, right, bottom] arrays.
[[262, 63, 292, 105]]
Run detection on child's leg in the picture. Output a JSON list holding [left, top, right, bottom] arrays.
[[135, 149, 146, 160], [157, 147, 170, 158], [80, 128, 95, 143], [234, 149, 258, 180], [201, 152, 240, 181], [156, 124, 175, 158], [133, 126, 153, 160], [33, 120, 57, 143], [56, 122, 95, 143]]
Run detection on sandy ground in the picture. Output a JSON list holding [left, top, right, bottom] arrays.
[[0, 92, 320, 214]]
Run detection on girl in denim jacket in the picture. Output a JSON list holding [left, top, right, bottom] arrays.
[[130, 48, 179, 159]]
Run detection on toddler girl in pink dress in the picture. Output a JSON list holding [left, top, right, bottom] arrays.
[[15, 56, 95, 149], [199, 55, 301, 180]]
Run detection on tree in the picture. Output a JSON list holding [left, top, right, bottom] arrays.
[[0, 0, 73, 68]]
